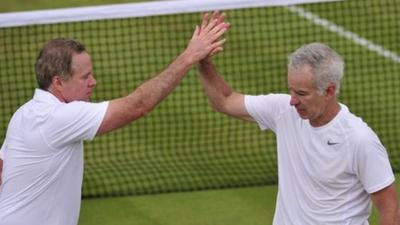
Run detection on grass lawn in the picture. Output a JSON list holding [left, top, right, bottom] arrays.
[[80, 185, 276, 225], [79, 174, 400, 225]]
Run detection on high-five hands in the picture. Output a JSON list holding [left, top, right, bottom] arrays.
[[202, 11, 230, 57], [185, 11, 230, 63]]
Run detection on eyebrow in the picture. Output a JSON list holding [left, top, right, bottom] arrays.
[[288, 87, 310, 94]]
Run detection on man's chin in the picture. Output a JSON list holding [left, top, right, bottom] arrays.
[[299, 115, 308, 120], [296, 109, 307, 119], [296, 112, 309, 120]]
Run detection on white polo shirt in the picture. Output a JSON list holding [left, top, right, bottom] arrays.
[[0, 89, 108, 225], [245, 93, 394, 225]]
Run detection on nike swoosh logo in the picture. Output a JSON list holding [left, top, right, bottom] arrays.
[[327, 141, 340, 145]]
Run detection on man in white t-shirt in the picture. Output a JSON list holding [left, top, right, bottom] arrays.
[[0, 12, 229, 225], [197, 42, 400, 224]]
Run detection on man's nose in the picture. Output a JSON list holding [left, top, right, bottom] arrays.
[[290, 95, 299, 106], [89, 76, 97, 87]]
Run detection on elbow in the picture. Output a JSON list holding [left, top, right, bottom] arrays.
[[209, 101, 230, 115], [129, 100, 151, 121], [134, 105, 150, 120], [98, 97, 149, 135], [130, 87, 160, 119], [208, 92, 235, 115], [125, 90, 153, 121]]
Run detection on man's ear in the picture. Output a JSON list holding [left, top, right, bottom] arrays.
[[51, 75, 63, 92], [325, 83, 337, 99]]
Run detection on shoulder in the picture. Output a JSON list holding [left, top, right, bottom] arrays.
[[341, 108, 377, 141], [244, 93, 292, 117], [244, 93, 293, 131], [50, 101, 108, 124], [339, 106, 384, 152], [7, 99, 35, 127], [45, 101, 109, 144], [245, 93, 290, 108], [245, 93, 290, 101]]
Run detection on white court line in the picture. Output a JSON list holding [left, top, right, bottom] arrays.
[[286, 5, 400, 64]]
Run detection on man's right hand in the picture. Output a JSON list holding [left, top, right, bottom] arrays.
[[183, 12, 230, 65]]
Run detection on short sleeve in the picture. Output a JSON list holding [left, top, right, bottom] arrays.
[[44, 101, 109, 149], [245, 94, 291, 132], [354, 130, 395, 194]]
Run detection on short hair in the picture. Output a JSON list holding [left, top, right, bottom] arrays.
[[288, 43, 344, 95], [35, 38, 86, 90]]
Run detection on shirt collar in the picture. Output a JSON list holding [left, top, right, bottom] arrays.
[[32, 88, 62, 103]]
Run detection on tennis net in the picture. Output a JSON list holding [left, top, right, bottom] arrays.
[[0, 0, 399, 198]]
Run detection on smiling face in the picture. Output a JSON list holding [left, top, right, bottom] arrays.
[[57, 52, 97, 102], [288, 64, 338, 127]]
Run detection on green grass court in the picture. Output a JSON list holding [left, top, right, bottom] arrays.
[[1, 0, 399, 224], [79, 174, 400, 225]]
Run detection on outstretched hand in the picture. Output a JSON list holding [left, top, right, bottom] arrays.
[[184, 11, 230, 64], [202, 12, 229, 57]]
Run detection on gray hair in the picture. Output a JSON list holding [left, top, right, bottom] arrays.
[[35, 38, 86, 90], [288, 43, 344, 95]]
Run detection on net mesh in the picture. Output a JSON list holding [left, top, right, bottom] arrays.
[[0, 0, 399, 198]]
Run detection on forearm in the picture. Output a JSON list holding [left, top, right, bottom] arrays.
[[130, 51, 193, 115], [372, 184, 400, 225], [395, 206, 400, 225], [379, 209, 398, 225], [198, 58, 234, 113], [383, 203, 400, 225], [98, 52, 193, 134]]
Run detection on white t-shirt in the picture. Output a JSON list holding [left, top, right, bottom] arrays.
[[245, 94, 394, 225], [0, 89, 108, 225]]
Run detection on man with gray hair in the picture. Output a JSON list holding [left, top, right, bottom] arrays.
[[197, 42, 400, 224]]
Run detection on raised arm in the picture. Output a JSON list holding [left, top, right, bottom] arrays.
[[197, 57, 254, 122], [97, 13, 229, 135], [371, 183, 400, 225]]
